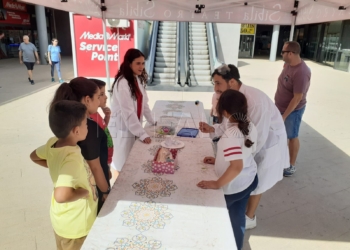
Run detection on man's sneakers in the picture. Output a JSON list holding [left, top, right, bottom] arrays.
[[59, 79, 64, 84], [28, 78, 35, 85], [51, 77, 55, 82], [245, 215, 257, 230], [283, 165, 296, 177]]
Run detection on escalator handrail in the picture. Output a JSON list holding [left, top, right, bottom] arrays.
[[146, 21, 159, 85], [178, 22, 188, 87], [176, 22, 183, 86], [207, 22, 224, 74], [184, 22, 190, 87]]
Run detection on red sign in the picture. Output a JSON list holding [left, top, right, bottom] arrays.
[[0, 9, 30, 25], [3, 0, 27, 12], [73, 15, 135, 78]]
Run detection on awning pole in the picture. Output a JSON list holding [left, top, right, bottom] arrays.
[[289, 15, 296, 41], [101, 0, 111, 96]]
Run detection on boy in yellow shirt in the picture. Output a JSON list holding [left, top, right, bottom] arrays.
[[30, 100, 98, 250]]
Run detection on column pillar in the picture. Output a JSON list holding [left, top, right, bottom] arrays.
[[269, 25, 280, 62], [35, 5, 49, 64]]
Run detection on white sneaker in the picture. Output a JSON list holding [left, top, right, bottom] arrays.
[[245, 215, 257, 230]]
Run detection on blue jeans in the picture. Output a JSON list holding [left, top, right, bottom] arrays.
[[225, 175, 258, 250], [51, 61, 61, 78], [284, 106, 306, 139]]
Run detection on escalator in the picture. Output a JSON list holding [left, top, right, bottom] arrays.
[[146, 21, 222, 88]]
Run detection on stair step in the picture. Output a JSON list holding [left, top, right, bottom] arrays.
[[154, 73, 176, 79], [158, 38, 176, 43], [155, 62, 176, 67], [154, 67, 176, 73], [156, 52, 176, 57], [189, 50, 209, 55], [159, 27, 176, 31], [189, 45, 208, 50], [158, 30, 176, 35], [189, 64, 210, 70], [157, 43, 176, 48], [155, 57, 176, 62], [189, 59, 210, 65], [158, 34, 176, 39], [152, 79, 176, 85], [156, 47, 176, 53], [189, 41, 208, 46], [189, 70, 211, 75], [189, 36, 208, 41], [189, 54, 209, 59]]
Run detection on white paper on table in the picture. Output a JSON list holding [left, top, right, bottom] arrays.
[[167, 112, 192, 118]]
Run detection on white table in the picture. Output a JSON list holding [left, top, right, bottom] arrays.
[[82, 101, 236, 250]]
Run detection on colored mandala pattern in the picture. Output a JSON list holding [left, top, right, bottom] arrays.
[[106, 234, 162, 250], [148, 145, 162, 156], [121, 202, 173, 232], [132, 177, 178, 199]]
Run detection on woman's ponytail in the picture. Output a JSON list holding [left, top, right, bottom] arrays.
[[50, 82, 77, 109]]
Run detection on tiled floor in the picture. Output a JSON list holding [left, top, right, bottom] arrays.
[[0, 57, 349, 249]]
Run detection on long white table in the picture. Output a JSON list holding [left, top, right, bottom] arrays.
[[82, 101, 236, 250]]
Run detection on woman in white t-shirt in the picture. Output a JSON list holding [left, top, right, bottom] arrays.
[[197, 89, 258, 250]]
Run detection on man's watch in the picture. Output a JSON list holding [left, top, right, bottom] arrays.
[[101, 187, 111, 195]]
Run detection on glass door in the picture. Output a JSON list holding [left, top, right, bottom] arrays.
[[319, 21, 342, 67], [239, 35, 255, 58]]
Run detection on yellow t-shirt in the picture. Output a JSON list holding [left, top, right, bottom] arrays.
[[36, 137, 98, 239]]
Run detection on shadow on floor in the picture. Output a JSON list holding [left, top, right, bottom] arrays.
[[243, 121, 350, 249]]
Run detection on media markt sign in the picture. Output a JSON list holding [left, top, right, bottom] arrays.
[[240, 24, 256, 35]]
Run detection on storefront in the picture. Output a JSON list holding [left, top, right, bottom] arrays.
[[238, 24, 291, 59], [0, 0, 59, 59], [295, 20, 350, 72]]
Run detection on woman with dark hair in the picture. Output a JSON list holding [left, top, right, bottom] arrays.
[[108, 48, 156, 173], [197, 89, 258, 250], [51, 77, 111, 213]]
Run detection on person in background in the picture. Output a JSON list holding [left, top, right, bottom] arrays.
[[108, 49, 156, 176], [19, 35, 40, 85], [48, 38, 64, 83], [211, 92, 220, 124], [0, 30, 4, 40], [275, 41, 311, 177], [29, 100, 97, 250], [89, 79, 115, 185], [198, 89, 258, 250]]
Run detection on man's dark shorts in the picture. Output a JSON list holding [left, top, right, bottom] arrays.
[[284, 106, 306, 139], [24, 62, 35, 70]]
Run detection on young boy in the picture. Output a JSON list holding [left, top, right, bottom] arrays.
[[30, 100, 98, 250], [89, 79, 115, 183]]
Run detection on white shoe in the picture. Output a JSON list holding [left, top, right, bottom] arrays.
[[245, 215, 257, 230]]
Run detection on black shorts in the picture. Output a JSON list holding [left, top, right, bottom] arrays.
[[24, 62, 35, 70]]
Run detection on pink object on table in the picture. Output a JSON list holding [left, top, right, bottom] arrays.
[[152, 148, 178, 174]]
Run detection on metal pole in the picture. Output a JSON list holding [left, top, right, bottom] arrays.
[[35, 5, 49, 64], [269, 25, 280, 62], [102, 11, 111, 95], [69, 12, 78, 77], [289, 16, 296, 41]]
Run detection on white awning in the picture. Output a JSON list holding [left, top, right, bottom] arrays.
[[18, 0, 350, 25]]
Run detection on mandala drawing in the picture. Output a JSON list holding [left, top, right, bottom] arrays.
[[148, 145, 162, 156], [132, 177, 178, 199], [165, 103, 185, 110], [121, 202, 173, 232], [106, 234, 162, 250]]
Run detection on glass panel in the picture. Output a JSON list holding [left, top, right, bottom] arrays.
[[239, 35, 255, 58], [319, 21, 341, 67], [305, 24, 322, 60], [334, 20, 350, 72]]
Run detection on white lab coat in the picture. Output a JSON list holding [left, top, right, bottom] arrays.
[[212, 84, 289, 194], [108, 76, 155, 171]]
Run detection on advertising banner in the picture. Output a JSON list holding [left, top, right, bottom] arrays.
[[0, 8, 30, 25], [3, 0, 27, 12], [72, 15, 134, 78]]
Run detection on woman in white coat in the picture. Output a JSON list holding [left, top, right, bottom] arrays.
[[108, 49, 156, 178], [199, 64, 289, 230]]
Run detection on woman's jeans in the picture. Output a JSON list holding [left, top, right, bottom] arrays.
[[225, 175, 258, 250], [51, 61, 61, 78]]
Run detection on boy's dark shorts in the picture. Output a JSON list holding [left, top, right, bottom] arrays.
[[24, 62, 35, 70]]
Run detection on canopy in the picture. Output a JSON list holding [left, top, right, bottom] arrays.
[[19, 0, 350, 25]]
